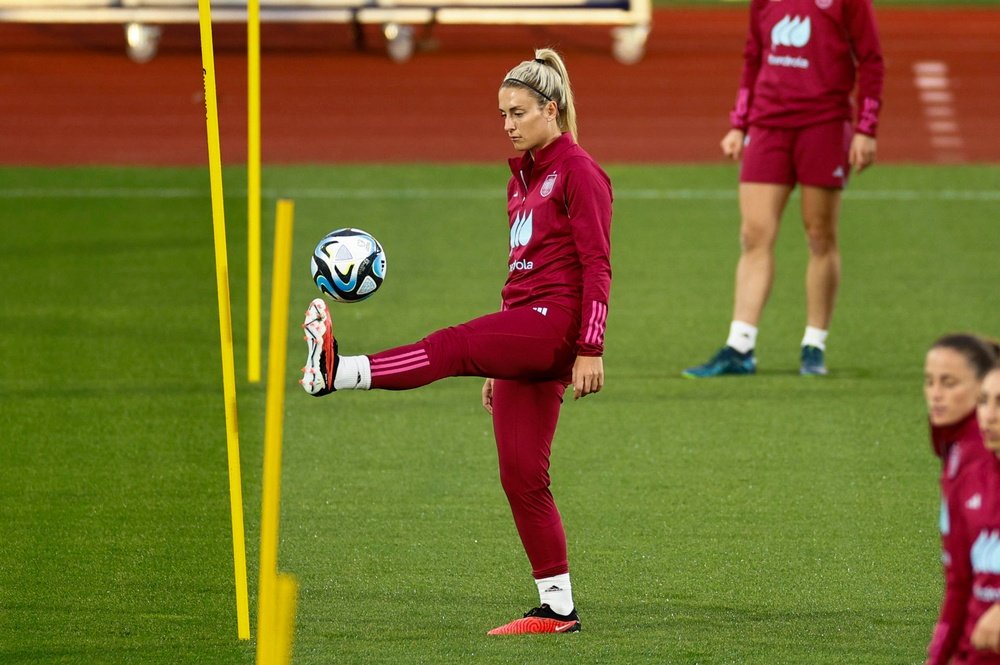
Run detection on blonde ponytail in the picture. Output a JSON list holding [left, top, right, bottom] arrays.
[[500, 48, 578, 141]]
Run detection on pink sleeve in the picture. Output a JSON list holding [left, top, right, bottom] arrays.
[[729, 0, 763, 130], [927, 494, 971, 664], [845, 0, 885, 136], [564, 160, 612, 356]]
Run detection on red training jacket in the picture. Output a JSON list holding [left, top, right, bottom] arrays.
[[928, 412, 1000, 665], [728, 0, 885, 136], [503, 132, 613, 357]]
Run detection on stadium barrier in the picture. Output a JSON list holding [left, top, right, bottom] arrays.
[[0, 0, 651, 63]]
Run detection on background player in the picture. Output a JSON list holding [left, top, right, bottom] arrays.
[[925, 334, 998, 487], [967, 364, 1000, 657], [683, 0, 884, 377], [925, 335, 1000, 663]]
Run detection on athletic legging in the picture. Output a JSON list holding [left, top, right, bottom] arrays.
[[366, 305, 578, 578]]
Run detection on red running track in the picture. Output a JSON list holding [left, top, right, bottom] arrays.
[[0, 8, 998, 165]]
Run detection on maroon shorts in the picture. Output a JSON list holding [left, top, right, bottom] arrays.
[[740, 120, 853, 189]]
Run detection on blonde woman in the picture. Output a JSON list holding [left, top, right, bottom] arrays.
[[302, 48, 612, 635]]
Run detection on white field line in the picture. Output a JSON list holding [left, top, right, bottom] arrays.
[[0, 187, 999, 202]]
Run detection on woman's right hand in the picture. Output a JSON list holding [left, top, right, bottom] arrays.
[[721, 129, 746, 161], [482, 378, 494, 415]]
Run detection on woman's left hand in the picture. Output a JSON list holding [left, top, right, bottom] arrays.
[[972, 603, 1000, 652], [572, 355, 604, 400]]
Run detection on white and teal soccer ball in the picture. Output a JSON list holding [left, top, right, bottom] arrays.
[[310, 228, 387, 303]]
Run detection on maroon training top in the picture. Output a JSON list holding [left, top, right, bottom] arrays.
[[503, 133, 613, 357], [928, 412, 1000, 665], [728, 0, 885, 136], [930, 445, 1000, 665]]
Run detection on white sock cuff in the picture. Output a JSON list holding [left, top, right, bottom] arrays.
[[801, 326, 828, 351], [726, 320, 758, 354], [535, 573, 574, 616], [334, 355, 371, 391]]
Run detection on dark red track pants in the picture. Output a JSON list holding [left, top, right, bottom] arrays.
[[367, 305, 577, 578]]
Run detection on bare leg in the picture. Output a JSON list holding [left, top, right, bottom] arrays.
[[732, 183, 793, 326], [800, 185, 842, 330]]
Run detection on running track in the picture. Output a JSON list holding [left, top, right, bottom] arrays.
[[1, 8, 998, 165]]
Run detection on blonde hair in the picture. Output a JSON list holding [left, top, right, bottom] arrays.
[[501, 48, 578, 141]]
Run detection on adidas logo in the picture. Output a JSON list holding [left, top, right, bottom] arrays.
[[967, 493, 983, 510], [544, 585, 562, 592]]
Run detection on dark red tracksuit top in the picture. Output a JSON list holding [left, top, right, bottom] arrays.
[[928, 413, 1000, 665], [729, 0, 885, 136], [503, 133, 613, 357]]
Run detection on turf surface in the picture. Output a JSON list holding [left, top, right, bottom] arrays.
[[1, 163, 998, 663]]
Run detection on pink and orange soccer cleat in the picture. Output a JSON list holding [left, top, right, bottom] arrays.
[[487, 604, 581, 635], [300, 298, 338, 396]]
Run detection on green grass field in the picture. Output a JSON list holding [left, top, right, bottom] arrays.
[[1, 163, 998, 664]]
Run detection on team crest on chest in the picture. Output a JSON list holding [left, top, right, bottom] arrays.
[[540, 173, 558, 198]]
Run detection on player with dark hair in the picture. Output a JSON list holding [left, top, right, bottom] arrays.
[[926, 335, 998, 474], [925, 334, 1000, 663], [929, 360, 1000, 664], [301, 48, 612, 636], [684, 0, 884, 377]]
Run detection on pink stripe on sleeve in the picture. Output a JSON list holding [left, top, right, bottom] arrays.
[[729, 87, 751, 129], [585, 301, 607, 347], [857, 96, 880, 136]]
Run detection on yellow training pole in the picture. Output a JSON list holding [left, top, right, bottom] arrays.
[[274, 573, 300, 664], [256, 200, 298, 664], [197, 0, 251, 641], [247, 0, 262, 384]]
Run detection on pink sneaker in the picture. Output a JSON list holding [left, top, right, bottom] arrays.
[[487, 605, 580, 635]]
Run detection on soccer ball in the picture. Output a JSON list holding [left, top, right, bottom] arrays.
[[310, 228, 387, 303]]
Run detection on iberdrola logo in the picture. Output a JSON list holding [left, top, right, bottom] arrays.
[[510, 210, 533, 254]]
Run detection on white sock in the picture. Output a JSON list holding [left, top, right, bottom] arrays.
[[535, 573, 574, 616], [801, 326, 828, 351], [726, 320, 758, 354], [333, 355, 371, 391]]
